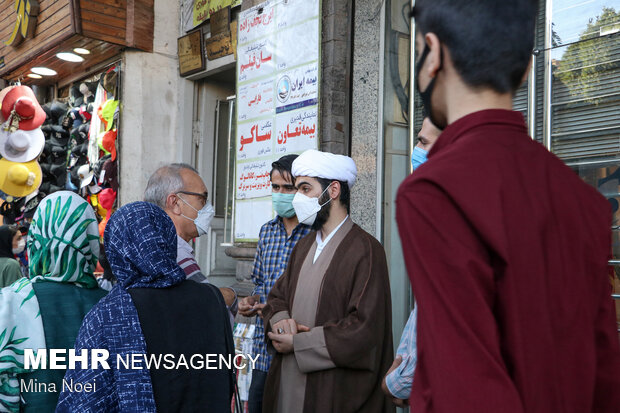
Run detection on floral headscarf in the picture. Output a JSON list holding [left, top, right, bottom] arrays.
[[28, 191, 100, 286], [0, 191, 100, 412]]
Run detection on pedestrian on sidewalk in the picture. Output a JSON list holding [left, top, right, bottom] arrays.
[[57, 202, 234, 413], [0, 191, 106, 412], [382, 116, 442, 407], [0, 225, 24, 287], [397, 1, 620, 411], [238, 154, 311, 413], [263, 150, 394, 413], [144, 163, 238, 320]]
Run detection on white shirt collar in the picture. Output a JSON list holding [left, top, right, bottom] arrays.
[[177, 235, 194, 256], [314, 216, 349, 263]]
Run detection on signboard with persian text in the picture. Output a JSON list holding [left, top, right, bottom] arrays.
[[178, 30, 205, 76], [192, 0, 242, 28], [234, 0, 320, 242]]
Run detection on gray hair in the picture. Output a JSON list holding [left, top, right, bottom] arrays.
[[144, 163, 198, 209]]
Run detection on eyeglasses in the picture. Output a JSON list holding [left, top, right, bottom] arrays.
[[176, 191, 209, 206]]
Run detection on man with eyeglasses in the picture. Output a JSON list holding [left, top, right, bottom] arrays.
[[144, 163, 237, 310]]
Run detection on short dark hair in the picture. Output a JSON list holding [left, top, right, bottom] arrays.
[[412, 0, 538, 93], [317, 177, 350, 214], [270, 154, 299, 184]]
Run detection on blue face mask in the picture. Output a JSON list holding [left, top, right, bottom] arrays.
[[411, 146, 428, 171], [272, 192, 296, 218]]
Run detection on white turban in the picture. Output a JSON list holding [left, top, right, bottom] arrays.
[[291, 149, 357, 188]]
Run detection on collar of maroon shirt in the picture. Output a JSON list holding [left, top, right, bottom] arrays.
[[428, 109, 528, 159]]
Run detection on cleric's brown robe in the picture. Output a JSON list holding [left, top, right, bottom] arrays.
[[262, 222, 395, 413], [277, 217, 350, 412]]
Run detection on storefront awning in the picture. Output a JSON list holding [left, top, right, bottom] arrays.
[[0, 0, 153, 85]]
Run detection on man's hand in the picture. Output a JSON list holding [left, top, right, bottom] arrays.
[[239, 295, 260, 317], [268, 323, 310, 354], [267, 332, 294, 353], [272, 318, 302, 335], [382, 356, 409, 407], [254, 303, 266, 318]]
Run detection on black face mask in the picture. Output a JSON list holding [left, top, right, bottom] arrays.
[[415, 44, 444, 129]]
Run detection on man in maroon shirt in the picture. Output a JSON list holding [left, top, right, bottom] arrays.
[[396, 1, 620, 412]]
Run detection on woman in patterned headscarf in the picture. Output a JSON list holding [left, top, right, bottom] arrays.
[[0, 191, 106, 413], [57, 202, 234, 413]]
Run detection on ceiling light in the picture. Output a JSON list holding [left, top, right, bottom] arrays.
[[73, 48, 90, 55], [56, 52, 84, 62], [27, 73, 42, 79], [31, 67, 57, 76]]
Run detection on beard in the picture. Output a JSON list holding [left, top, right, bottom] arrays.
[[311, 191, 332, 231]]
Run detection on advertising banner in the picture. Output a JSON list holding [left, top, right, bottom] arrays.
[[234, 0, 320, 242]]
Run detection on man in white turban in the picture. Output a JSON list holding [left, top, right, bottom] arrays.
[[262, 150, 394, 413]]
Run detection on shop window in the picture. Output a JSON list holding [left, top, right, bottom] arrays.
[[382, 0, 414, 348], [402, 0, 620, 332], [546, 2, 620, 161], [546, 0, 620, 332], [214, 99, 235, 217], [384, 0, 620, 338], [550, 14, 620, 160], [513, 82, 529, 123], [191, 76, 237, 279], [546, 2, 620, 262], [214, 98, 236, 245]]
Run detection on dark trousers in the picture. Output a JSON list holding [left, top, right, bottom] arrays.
[[248, 369, 268, 413]]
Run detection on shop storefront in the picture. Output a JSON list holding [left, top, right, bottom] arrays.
[[176, 0, 244, 290], [176, 0, 351, 294], [178, 0, 620, 349], [0, 0, 154, 238], [177, 1, 350, 403], [540, 0, 620, 332], [0, 0, 615, 408], [376, 0, 620, 340]]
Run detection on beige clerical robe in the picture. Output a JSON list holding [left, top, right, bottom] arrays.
[[262, 220, 394, 413]]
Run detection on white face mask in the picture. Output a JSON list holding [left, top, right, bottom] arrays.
[[178, 196, 215, 236], [12, 238, 25, 255], [292, 184, 332, 226]]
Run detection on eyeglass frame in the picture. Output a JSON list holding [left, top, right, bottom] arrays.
[[175, 190, 209, 207]]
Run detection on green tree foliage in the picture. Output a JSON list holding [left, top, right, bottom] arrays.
[[555, 7, 619, 103]]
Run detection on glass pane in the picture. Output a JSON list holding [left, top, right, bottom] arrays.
[[570, 161, 620, 257], [549, 6, 620, 161], [383, 0, 413, 353], [215, 101, 231, 217], [513, 82, 529, 122], [215, 98, 236, 245], [551, 1, 620, 47], [225, 100, 236, 244], [573, 161, 620, 332]]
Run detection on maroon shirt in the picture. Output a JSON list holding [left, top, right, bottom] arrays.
[[396, 110, 620, 412]]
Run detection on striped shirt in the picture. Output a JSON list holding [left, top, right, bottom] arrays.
[[385, 305, 418, 399], [251, 216, 311, 372], [177, 236, 205, 282], [176, 236, 238, 323]]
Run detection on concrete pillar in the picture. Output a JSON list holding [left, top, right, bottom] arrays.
[[119, 0, 194, 205], [350, 0, 383, 237]]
